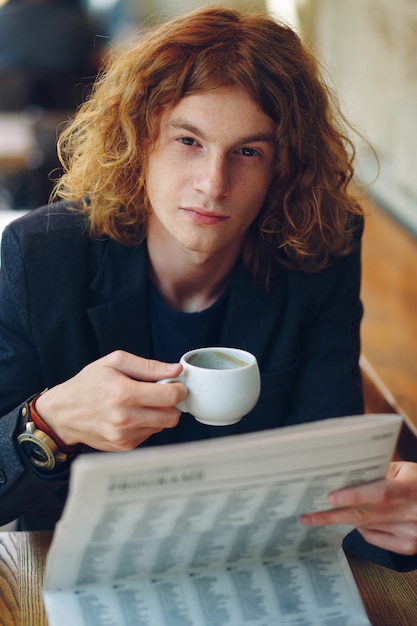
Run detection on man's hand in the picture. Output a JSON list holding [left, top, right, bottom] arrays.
[[34, 350, 187, 451], [301, 461, 417, 555]]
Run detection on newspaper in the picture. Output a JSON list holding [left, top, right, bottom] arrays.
[[43, 413, 402, 626]]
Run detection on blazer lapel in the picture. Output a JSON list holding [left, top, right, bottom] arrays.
[[86, 240, 153, 358], [221, 264, 287, 363]]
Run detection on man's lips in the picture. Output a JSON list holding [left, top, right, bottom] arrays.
[[181, 207, 229, 225]]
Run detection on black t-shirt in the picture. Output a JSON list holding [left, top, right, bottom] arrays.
[[146, 283, 235, 445], [149, 283, 229, 364]]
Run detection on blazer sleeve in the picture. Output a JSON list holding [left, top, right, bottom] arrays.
[[0, 223, 69, 527]]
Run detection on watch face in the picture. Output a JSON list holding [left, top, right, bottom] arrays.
[[18, 432, 56, 471], [22, 441, 50, 467]]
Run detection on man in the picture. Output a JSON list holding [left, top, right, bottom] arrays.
[[0, 6, 416, 569]]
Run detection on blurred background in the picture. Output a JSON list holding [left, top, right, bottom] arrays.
[[0, 0, 416, 239]]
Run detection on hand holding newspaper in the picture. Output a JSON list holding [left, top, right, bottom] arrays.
[[43, 413, 402, 626]]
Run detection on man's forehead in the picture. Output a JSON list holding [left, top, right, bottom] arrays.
[[158, 88, 276, 140]]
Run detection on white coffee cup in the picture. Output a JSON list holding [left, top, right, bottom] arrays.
[[157, 347, 260, 426]]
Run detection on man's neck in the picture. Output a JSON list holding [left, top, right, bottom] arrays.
[[147, 242, 239, 313]]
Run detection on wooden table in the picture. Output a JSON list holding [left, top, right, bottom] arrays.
[[1, 531, 417, 626]]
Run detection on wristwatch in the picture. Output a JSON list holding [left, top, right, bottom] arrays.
[[17, 397, 75, 472]]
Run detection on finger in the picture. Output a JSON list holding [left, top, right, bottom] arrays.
[[86, 406, 182, 450], [109, 377, 188, 409], [301, 499, 417, 528], [301, 507, 366, 528], [102, 350, 183, 382], [359, 520, 417, 539], [90, 427, 164, 452], [357, 524, 417, 556], [301, 503, 395, 528], [329, 461, 417, 508], [327, 478, 413, 508], [386, 461, 403, 480], [101, 424, 172, 451]]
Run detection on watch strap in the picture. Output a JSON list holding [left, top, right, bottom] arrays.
[[17, 392, 79, 472], [26, 393, 77, 456]]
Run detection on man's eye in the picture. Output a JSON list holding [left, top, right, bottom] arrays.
[[178, 137, 198, 146], [238, 147, 259, 157]]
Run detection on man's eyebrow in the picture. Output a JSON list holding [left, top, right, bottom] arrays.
[[167, 120, 276, 144]]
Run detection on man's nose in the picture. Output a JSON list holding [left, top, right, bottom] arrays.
[[193, 153, 230, 200]]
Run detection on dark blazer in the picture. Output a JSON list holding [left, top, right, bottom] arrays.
[[1, 203, 415, 570]]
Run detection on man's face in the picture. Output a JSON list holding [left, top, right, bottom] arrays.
[[145, 86, 276, 261]]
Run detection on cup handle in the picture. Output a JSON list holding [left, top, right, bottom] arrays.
[[156, 376, 188, 412]]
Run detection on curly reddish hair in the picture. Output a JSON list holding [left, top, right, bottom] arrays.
[[53, 6, 363, 283]]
